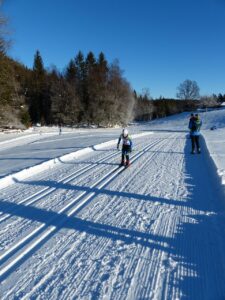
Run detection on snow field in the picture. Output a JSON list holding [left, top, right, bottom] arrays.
[[1, 111, 225, 299], [1, 135, 183, 298]]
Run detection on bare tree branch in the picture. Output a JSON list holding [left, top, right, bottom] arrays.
[[0, 1, 9, 53], [176, 79, 200, 100]]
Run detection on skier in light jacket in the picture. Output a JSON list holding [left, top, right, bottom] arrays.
[[117, 128, 132, 166]]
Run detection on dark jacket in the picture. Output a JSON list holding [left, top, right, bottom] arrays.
[[189, 117, 202, 136]]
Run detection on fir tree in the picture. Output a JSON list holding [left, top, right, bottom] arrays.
[[75, 51, 88, 122], [33, 50, 45, 76], [29, 50, 51, 125], [65, 59, 77, 84]]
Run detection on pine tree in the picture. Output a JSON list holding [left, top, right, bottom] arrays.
[[75, 51, 86, 83], [0, 53, 13, 105], [28, 50, 51, 125], [65, 59, 77, 84], [75, 51, 88, 122], [97, 52, 108, 83], [33, 50, 45, 76], [85, 51, 97, 123], [86, 52, 96, 73]]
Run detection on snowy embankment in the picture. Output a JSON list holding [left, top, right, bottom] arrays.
[[0, 133, 151, 189], [197, 106, 225, 190], [0, 109, 225, 299], [146, 106, 225, 191], [203, 128, 225, 185]]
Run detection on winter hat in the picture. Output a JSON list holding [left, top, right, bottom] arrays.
[[122, 128, 128, 137]]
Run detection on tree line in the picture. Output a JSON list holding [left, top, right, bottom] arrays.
[[0, 50, 135, 128], [0, 4, 224, 128], [133, 87, 224, 122], [1, 49, 224, 128], [26, 50, 135, 127]]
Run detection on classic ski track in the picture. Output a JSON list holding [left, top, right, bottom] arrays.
[[144, 137, 185, 300], [3, 131, 225, 299], [111, 134, 184, 300], [0, 137, 162, 280], [0, 144, 122, 204], [1, 151, 126, 252], [78, 133, 184, 300], [31, 133, 179, 300], [0, 134, 179, 300], [0, 137, 160, 249], [57, 136, 172, 298], [63, 137, 175, 299], [0, 136, 150, 221], [0, 149, 120, 224], [0, 138, 156, 247]]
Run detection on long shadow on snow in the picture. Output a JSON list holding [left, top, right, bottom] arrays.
[[1, 137, 225, 297], [166, 137, 225, 299], [0, 198, 172, 281], [0, 199, 171, 250], [12, 178, 193, 209]]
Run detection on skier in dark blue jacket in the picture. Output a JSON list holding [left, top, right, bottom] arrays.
[[117, 128, 132, 166], [189, 114, 202, 154]]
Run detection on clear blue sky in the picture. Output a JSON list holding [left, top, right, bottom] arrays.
[[2, 0, 225, 98]]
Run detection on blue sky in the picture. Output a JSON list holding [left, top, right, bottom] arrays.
[[2, 0, 225, 98]]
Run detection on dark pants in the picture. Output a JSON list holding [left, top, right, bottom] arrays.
[[191, 135, 200, 153], [121, 145, 131, 163]]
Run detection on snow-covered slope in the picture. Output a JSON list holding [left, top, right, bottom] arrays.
[[1, 109, 225, 299]]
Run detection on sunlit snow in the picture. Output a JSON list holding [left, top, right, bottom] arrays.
[[0, 108, 225, 299]]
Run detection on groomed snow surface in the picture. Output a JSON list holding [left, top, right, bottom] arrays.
[[1, 108, 225, 300]]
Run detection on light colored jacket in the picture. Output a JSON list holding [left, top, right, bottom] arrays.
[[117, 134, 132, 148]]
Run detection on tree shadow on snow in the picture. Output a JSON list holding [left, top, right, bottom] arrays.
[[166, 137, 225, 299], [1, 137, 225, 298], [0, 198, 172, 281]]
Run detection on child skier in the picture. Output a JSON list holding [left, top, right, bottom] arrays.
[[117, 128, 132, 167]]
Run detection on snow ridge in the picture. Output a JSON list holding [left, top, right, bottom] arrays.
[[0, 132, 152, 190]]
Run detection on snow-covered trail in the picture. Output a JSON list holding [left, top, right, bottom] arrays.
[[0, 130, 123, 178], [1, 132, 225, 299]]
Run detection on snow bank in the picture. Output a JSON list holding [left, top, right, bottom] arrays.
[[0, 134, 38, 145], [202, 128, 225, 187], [0, 132, 153, 190]]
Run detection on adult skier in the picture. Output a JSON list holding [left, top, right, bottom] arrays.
[[117, 128, 132, 167], [188, 113, 195, 138], [189, 113, 202, 154]]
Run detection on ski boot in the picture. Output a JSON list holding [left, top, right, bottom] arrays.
[[120, 160, 125, 167], [125, 160, 131, 168]]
